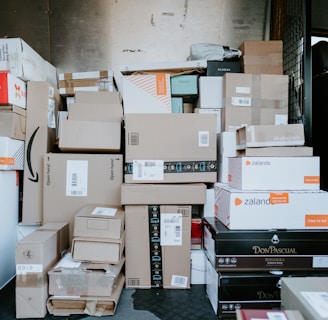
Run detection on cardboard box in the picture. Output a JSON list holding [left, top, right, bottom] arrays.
[[122, 183, 206, 289], [239, 40, 283, 74], [0, 73, 27, 109], [43, 153, 123, 242], [222, 106, 288, 132], [228, 156, 320, 190], [223, 73, 288, 109], [58, 119, 121, 152], [216, 131, 237, 183], [215, 185, 328, 230], [281, 277, 328, 320], [203, 216, 328, 272], [206, 60, 241, 76], [236, 124, 305, 149], [122, 74, 172, 113], [47, 273, 125, 316], [237, 146, 314, 157], [15, 230, 58, 318], [0, 136, 24, 170], [0, 106, 26, 140], [73, 205, 124, 240], [190, 249, 206, 284], [121, 183, 207, 205], [236, 309, 305, 320], [74, 90, 122, 104], [171, 97, 183, 113], [0, 38, 57, 85], [37, 222, 70, 259], [48, 252, 125, 296], [22, 81, 62, 225], [58, 70, 114, 95], [71, 232, 125, 264], [197, 76, 223, 108], [170, 74, 198, 96], [0, 171, 19, 290], [124, 113, 217, 183]]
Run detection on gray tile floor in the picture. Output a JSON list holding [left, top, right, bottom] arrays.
[[0, 278, 219, 320]]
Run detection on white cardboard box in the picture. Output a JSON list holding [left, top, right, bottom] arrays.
[[122, 74, 172, 113], [0, 136, 24, 170], [215, 184, 328, 230], [228, 156, 320, 190], [198, 76, 223, 108], [0, 73, 27, 109]]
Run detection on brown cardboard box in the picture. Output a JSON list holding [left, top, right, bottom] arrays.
[[58, 119, 122, 152], [237, 146, 313, 157], [22, 81, 62, 225], [223, 73, 288, 110], [74, 90, 122, 104], [0, 106, 26, 140], [37, 222, 70, 259], [73, 205, 124, 240], [43, 153, 123, 242], [122, 183, 206, 289], [281, 277, 328, 320], [48, 252, 125, 296], [47, 273, 125, 316], [239, 40, 283, 74], [15, 230, 58, 319], [71, 232, 125, 264], [124, 113, 217, 183]]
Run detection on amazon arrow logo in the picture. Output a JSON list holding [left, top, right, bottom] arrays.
[[26, 127, 39, 182]]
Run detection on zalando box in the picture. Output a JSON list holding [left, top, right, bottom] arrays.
[[73, 205, 124, 240], [22, 81, 61, 225], [0, 73, 27, 109], [0, 106, 26, 140], [0, 38, 57, 86], [228, 156, 320, 190], [43, 153, 123, 242], [122, 183, 206, 289], [124, 113, 217, 183], [122, 74, 172, 113], [215, 184, 328, 230]]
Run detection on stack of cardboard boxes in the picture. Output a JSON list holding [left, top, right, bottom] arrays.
[[202, 40, 328, 319]]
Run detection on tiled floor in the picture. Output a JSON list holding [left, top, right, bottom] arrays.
[[0, 277, 219, 320]]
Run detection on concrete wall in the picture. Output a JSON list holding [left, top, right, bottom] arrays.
[[0, 0, 269, 86]]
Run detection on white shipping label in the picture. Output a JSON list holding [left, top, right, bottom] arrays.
[[199, 131, 209, 147], [132, 160, 164, 181], [160, 213, 182, 246], [48, 98, 56, 128], [313, 256, 328, 268], [267, 312, 288, 320], [300, 291, 328, 318], [231, 96, 251, 106], [92, 207, 117, 216], [236, 86, 251, 94], [171, 275, 188, 288], [66, 160, 88, 196]]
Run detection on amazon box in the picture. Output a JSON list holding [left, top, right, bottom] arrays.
[[22, 81, 62, 225]]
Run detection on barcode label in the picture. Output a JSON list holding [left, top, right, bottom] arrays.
[[129, 132, 139, 145], [171, 275, 188, 288], [198, 131, 209, 147], [66, 160, 88, 197], [16, 264, 43, 274], [231, 96, 251, 106], [132, 160, 164, 181], [160, 213, 182, 246], [127, 278, 140, 287]]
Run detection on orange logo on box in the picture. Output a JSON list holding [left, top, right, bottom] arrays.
[[270, 192, 289, 204], [155, 74, 167, 96], [245, 160, 251, 166], [234, 198, 243, 206], [0, 157, 14, 165], [304, 176, 320, 184], [305, 214, 328, 227]]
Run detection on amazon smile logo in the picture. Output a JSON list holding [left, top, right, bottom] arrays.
[[26, 127, 39, 182]]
